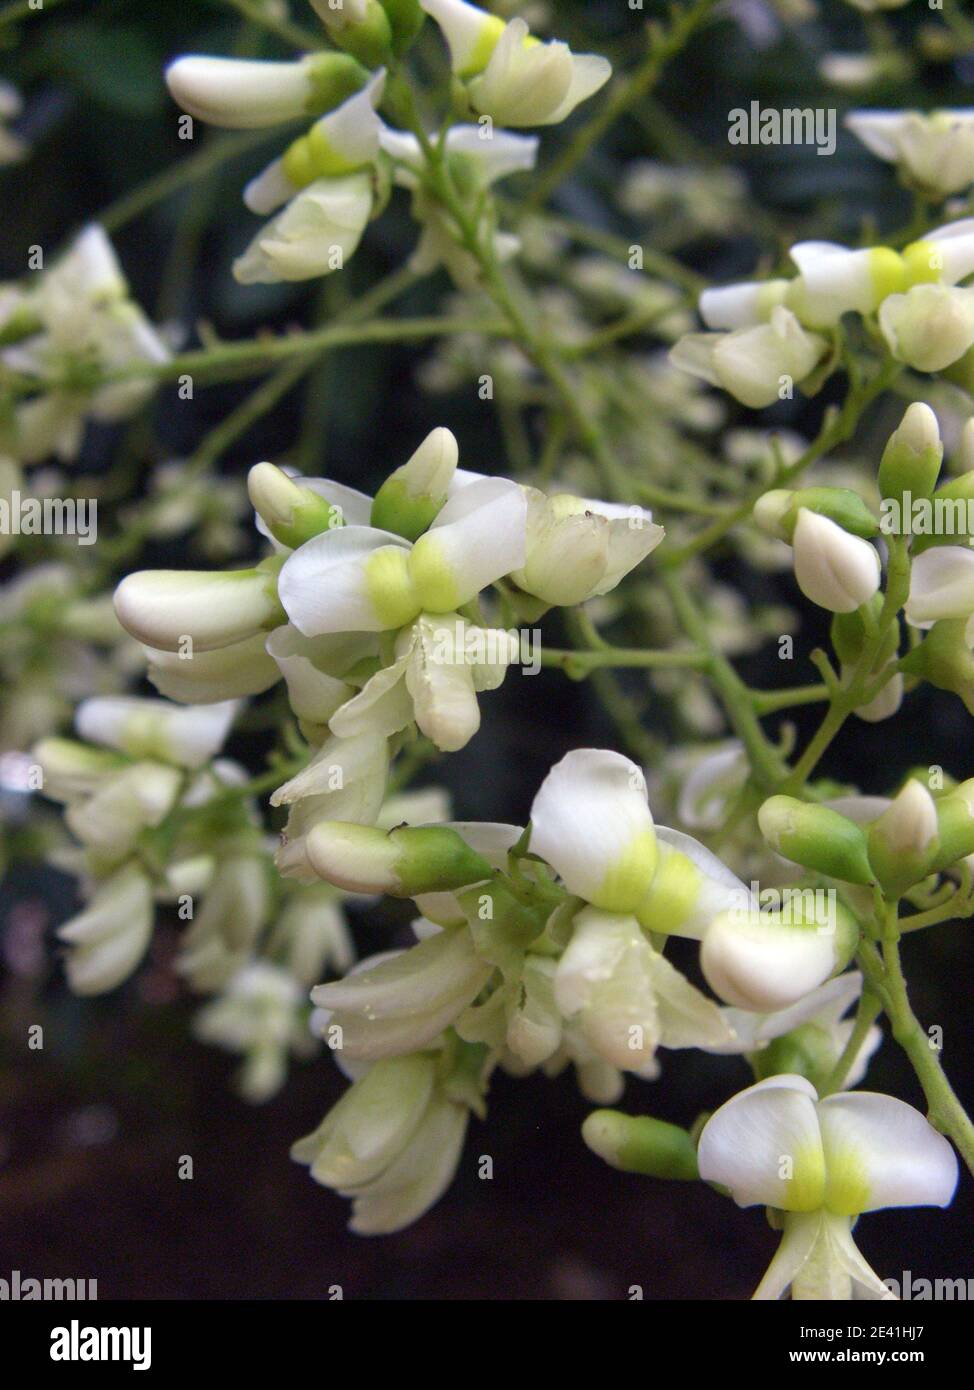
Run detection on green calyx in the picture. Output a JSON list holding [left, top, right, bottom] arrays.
[[370, 477, 447, 541], [582, 1110, 699, 1180], [390, 825, 495, 896], [910, 471, 974, 554], [304, 52, 371, 117], [830, 594, 898, 667], [380, 0, 425, 55], [900, 619, 974, 714]]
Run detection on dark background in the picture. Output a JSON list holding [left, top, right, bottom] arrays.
[[2, 0, 974, 1299]]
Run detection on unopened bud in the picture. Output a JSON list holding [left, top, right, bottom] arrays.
[[305, 821, 494, 896], [248, 463, 343, 549], [792, 508, 881, 614], [878, 402, 943, 506], [581, 1110, 698, 1180], [165, 53, 368, 129], [867, 780, 940, 897], [370, 428, 458, 540], [114, 562, 284, 653], [758, 795, 874, 885]]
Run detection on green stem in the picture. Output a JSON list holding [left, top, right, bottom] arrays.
[[859, 903, 974, 1176]]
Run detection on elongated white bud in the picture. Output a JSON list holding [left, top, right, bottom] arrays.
[[114, 566, 283, 653]]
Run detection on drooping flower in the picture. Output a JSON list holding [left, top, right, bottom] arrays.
[[698, 1075, 958, 1299], [0, 225, 170, 464], [194, 961, 314, 1102], [670, 306, 828, 409], [291, 1051, 474, 1234], [846, 110, 974, 199], [420, 0, 611, 127]]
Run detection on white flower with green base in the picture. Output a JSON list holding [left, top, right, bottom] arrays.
[[698, 1075, 958, 1300]]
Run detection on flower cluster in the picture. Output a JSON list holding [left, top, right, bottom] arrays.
[[672, 217, 974, 402], [0, 226, 170, 464], [165, 0, 609, 287]]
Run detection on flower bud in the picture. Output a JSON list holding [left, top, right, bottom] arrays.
[[878, 402, 943, 506], [911, 472, 974, 555], [866, 781, 940, 897], [370, 428, 458, 540], [421, 0, 610, 127], [581, 1110, 699, 1179], [758, 795, 874, 885], [248, 462, 345, 548], [305, 821, 495, 896], [165, 53, 369, 129], [114, 563, 284, 653], [757, 486, 879, 543], [309, 0, 394, 67], [791, 508, 881, 613]]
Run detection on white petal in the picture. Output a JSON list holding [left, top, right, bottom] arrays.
[[412, 477, 527, 609], [906, 545, 974, 627], [818, 1091, 959, 1212], [76, 695, 237, 769], [278, 525, 412, 636], [697, 1074, 826, 1210], [701, 907, 840, 1012]]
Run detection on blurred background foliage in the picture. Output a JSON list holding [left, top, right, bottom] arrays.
[[2, 0, 974, 1298]]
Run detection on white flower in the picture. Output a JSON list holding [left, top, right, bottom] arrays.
[[670, 307, 827, 409], [906, 545, 974, 627], [244, 72, 385, 215], [879, 283, 974, 373], [279, 475, 526, 635], [194, 962, 310, 1103], [529, 748, 750, 935], [271, 731, 391, 882], [328, 611, 518, 752], [554, 906, 734, 1069], [291, 1053, 470, 1234], [233, 172, 375, 283], [846, 110, 974, 198], [380, 121, 537, 288], [311, 929, 493, 1060], [791, 508, 881, 613], [698, 1075, 958, 1299], [74, 695, 238, 769], [420, 0, 610, 126], [510, 490, 664, 606], [2, 226, 169, 464], [57, 862, 154, 995]]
